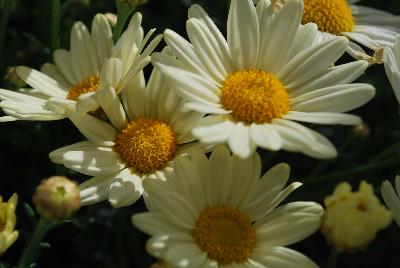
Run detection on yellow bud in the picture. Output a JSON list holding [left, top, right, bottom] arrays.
[[0, 193, 19, 254], [104, 13, 117, 27], [353, 122, 370, 139], [322, 181, 392, 252], [4, 67, 27, 89], [33, 176, 80, 220]]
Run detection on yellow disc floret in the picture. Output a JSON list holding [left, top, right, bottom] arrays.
[[302, 0, 355, 35], [67, 75, 100, 100], [220, 69, 289, 124], [114, 117, 178, 174], [193, 206, 256, 265]]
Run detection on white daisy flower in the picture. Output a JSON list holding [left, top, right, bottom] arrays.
[[254, 0, 400, 60], [133, 146, 323, 268], [381, 176, 400, 227], [0, 13, 162, 122], [152, 0, 375, 159], [384, 35, 400, 103], [49, 57, 204, 208]]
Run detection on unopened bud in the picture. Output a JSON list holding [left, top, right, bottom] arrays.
[[353, 122, 370, 139], [120, 0, 148, 9], [33, 176, 80, 220], [104, 13, 117, 27], [4, 67, 27, 89], [322, 181, 391, 252]]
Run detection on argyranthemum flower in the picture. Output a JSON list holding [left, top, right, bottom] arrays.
[[322, 181, 391, 252], [152, 0, 375, 159], [0, 12, 161, 122], [381, 176, 400, 227], [384, 35, 400, 103], [49, 58, 204, 208], [0, 193, 18, 254], [133, 147, 323, 267], [254, 0, 400, 61]]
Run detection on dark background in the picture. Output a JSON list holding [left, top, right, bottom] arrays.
[[1, 0, 400, 267]]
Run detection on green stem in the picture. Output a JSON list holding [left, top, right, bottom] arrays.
[[17, 218, 53, 268], [0, 0, 13, 59], [112, 1, 134, 42], [369, 141, 400, 162], [327, 248, 339, 268], [306, 153, 400, 185], [51, 0, 60, 51]]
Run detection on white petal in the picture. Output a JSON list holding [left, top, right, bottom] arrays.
[[251, 247, 318, 268], [279, 38, 348, 87], [291, 84, 375, 113], [227, 0, 259, 69], [109, 169, 144, 207], [249, 124, 283, 150], [381, 180, 400, 227], [192, 115, 234, 144], [66, 110, 116, 146], [97, 86, 127, 130], [284, 111, 362, 125], [256, 202, 323, 246], [49, 141, 124, 176], [16, 67, 68, 97]]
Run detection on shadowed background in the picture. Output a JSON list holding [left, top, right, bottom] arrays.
[[1, 0, 400, 267]]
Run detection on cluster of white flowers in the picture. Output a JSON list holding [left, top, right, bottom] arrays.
[[2, 0, 400, 266]]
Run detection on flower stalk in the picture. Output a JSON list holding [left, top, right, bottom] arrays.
[[327, 248, 339, 268], [51, 0, 60, 51], [17, 217, 53, 268]]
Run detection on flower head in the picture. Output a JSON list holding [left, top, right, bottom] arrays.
[[152, 0, 374, 159], [322, 181, 392, 252], [49, 56, 205, 208], [33, 176, 80, 220], [133, 147, 323, 267], [0, 13, 161, 122], [0, 193, 19, 254]]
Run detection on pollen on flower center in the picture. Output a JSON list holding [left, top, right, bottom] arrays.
[[114, 117, 178, 174], [302, 0, 355, 35], [67, 75, 100, 100], [193, 206, 256, 265], [220, 69, 289, 124]]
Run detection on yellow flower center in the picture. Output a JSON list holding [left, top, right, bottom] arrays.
[[67, 75, 100, 100], [193, 206, 256, 265], [114, 117, 178, 174], [220, 69, 289, 124], [302, 0, 355, 35]]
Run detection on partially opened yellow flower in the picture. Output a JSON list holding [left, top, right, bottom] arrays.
[[0, 193, 18, 254], [322, 181, 391, 252]]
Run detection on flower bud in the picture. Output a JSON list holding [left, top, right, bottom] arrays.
[[33, 176, 80, 220], [0, 193, 19, 254], [4, 67, 27, 89], [322, 181, 392, 252], [353, 122, 370, 139], [104, 13, 117, 27]]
